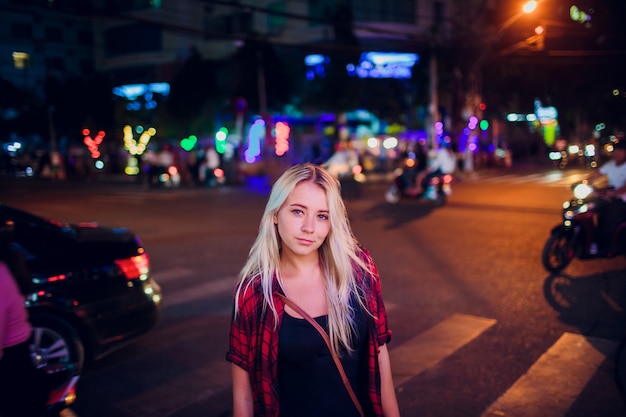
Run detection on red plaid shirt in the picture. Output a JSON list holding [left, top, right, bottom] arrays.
[[226, 246, 392, 417]]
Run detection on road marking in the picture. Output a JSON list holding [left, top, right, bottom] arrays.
[[481, 332, 617, 417], [391, 313, 497, 387], [162, 275, 237, 307], [600, 290, 624, 313], [114, 360, 232, 417], [467, 171, 588, 187]]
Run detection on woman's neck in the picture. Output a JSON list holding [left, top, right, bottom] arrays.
[[280, 254, 321, 280]]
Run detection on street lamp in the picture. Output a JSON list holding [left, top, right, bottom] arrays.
[[463, 1, 539, 165], [476, 1, 538, 64], [523, 1, 537, 14], [468, 1, 540, 111]]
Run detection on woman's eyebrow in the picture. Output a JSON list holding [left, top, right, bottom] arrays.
[[288, 202, 329, 213]]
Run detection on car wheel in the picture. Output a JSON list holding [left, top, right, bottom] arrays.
[[29, 315, 85, 371]]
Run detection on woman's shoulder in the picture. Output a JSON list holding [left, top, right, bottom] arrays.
[[353, 244, 380, 284], [355, 243, 376, 266], [236, 275, 278, 303]]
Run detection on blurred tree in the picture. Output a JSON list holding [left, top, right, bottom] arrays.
[[162, 47, 218, 138], [227, 39, 293, 114], [304, 2, 362, 114], [45, 72, 115, 144], [0, 78, 44, 138]]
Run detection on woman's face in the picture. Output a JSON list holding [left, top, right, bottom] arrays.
[[275, 181, 331, 260]]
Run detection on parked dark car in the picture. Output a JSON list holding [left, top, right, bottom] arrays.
[[0, 203, 162, 371]]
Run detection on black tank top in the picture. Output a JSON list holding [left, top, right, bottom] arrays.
[[277, 295, 371, 417]]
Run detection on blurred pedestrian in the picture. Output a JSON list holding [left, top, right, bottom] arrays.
[[408, 141, 456, 196], [198, 144, 220, 186], [227, 163, 400, 417], [586, 139, 626, 254], [0, 215, 49, 417], [324, 140, 359, 179]]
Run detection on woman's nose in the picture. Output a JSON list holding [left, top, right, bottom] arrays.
[[301, 215, 314, 232]]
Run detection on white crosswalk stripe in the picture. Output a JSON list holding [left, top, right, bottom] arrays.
[[481, 333, 617, 417], [131, 267, 620, 417], [465, 170, 590, 188], [391, 313, 497, 387]]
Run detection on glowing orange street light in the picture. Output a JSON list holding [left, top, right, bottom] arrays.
[[523, 1, 538, 14]]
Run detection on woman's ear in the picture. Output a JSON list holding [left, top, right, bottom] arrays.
[[273, 212, 278, 224]]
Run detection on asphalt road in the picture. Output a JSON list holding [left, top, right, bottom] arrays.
[[2, 166, 626, 417]]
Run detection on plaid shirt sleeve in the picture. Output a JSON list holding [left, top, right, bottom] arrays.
[[357, 245, 392, 417], [226, 279, 283, 417], [226, 282, 256, 372], [358, 245, 392, 345]]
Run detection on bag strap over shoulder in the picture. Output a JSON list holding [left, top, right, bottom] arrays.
[[278, 293, 365, 417]]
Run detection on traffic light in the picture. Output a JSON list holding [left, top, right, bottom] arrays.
[[570, 5, 592, 26], [215, 127, 228, 154]]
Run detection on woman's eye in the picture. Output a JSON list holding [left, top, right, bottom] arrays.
[[318, 214, 329, 220], [292, 209, 303, 215]]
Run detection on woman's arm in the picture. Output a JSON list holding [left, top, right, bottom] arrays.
[[232, 363, 254, 417], [378, 343, 401, 417]]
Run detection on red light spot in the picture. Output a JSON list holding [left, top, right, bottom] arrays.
[[47, 274, 66, 282], [115, 253, 150, 280]]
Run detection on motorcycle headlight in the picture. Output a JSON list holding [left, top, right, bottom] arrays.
[[573, 183, 593, 200], [564, 204, 589, 219]]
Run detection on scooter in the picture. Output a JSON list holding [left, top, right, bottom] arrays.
[[541, 181, 626, 273], [385, 166, 453, 207], [41, 362, 80, 416], [146, 164, 181, 189], [0, 360, 79, 417]]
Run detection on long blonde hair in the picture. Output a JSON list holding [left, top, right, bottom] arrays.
[[235, 163, 372, 353]]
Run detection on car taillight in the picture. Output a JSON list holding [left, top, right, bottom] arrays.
[[115, 253, 150, 281]]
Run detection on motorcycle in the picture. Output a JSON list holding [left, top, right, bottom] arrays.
[[146, 164, 181, 189], [41, 362, 80, 416], [385, 165, 453, 207], [541, 181, 626, 273], [0, 360, 79, 417], [32, 346, 80, 417]]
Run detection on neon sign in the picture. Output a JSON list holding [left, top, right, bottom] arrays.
[[305, 52, 419, 80], [82, 129, 105, 159]]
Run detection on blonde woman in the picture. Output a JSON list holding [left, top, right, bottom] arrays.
[[227, 163, 400, 417]]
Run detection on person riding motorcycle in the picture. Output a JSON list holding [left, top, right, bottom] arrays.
[[407, 140, 456, 196], [396, 143, 428, 194], [586, 139, 626, 255]]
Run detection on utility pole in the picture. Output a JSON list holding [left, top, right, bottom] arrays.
[[429, 51, 439, 148]]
